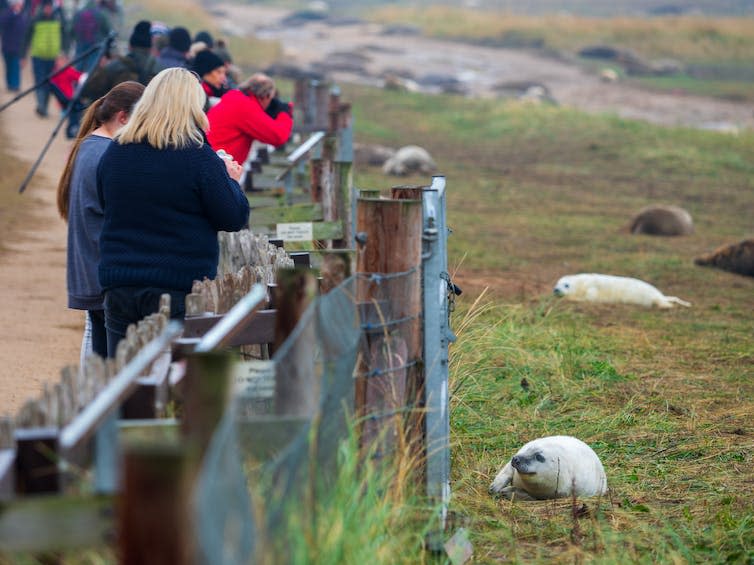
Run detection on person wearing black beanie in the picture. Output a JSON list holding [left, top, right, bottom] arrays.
[[192, 48, 228, 110], [78, 19, 159, 110], [156, 26, 191, 69], [129, 20, 152, 49], [194, 30, 214, 49]]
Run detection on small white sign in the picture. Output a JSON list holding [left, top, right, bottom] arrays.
[[277, 222, 314, 242], [234, 360, 275, 399]]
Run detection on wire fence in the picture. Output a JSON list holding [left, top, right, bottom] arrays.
[[194, 267, 421, 561]]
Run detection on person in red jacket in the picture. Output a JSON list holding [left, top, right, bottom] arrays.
[[206, 72, 292, 164], [50, 53, 82, 103]]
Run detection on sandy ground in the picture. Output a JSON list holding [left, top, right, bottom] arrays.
[[0, 72, 83, 416]]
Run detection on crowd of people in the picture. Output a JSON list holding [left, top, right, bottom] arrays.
[[0, 13, 297, 360]]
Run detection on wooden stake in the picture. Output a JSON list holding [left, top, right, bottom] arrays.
[[355, 195, 423, 456], [180, 351, 235, 457], [273, 268, 319, 416], [118, 444, 192, 565]]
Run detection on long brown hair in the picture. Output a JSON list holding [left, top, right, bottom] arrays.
[[56, 81, 145, 220]]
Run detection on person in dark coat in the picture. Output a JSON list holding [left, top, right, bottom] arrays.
[[70, 20, 156, 138], [0, 0, 29, 91], [71, 0, 111, 72], [96, 67, 248, 356], [156, 25, 190, 69], [78, 19, 158, 106], [193, 29, 213, 48]]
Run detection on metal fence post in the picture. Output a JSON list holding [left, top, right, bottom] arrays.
[[422, 176, 455, 546]]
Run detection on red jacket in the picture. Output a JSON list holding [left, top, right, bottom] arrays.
[[50, 64, 82, 101], [206, 89, 293, 163]]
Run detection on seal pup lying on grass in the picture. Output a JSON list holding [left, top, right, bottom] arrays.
[[553, 273, 691, 309], [489, 436, 608, 500]]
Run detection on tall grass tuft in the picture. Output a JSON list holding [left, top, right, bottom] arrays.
[[256, 419, 436, 564]]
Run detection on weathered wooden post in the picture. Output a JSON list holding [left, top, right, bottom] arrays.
[[319, 251, 352, 295], [180, 351, 236, 456], [273, 267, 319, 416], [14, 429, 59, 495], [355, 192, 423, 459], [331, 92, 353, 249], [119, 444, 192, 565]]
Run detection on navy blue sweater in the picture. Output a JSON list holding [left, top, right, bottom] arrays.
[[97, 139, 249, 292]]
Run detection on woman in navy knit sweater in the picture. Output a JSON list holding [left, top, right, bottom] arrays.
[[97, 67, 248, 356]]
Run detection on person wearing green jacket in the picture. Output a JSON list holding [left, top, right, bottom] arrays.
[[26, 0, 64, 117]]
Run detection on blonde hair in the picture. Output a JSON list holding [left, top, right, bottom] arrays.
[[57, 81, 145, 219], [116, 67, 208, 149]]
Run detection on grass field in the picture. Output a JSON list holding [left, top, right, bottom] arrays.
[[4, 1, 752, 561], [345, 83, 754, 562]]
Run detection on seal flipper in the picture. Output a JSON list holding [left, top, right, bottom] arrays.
[[489, 461, 514, 494], [499, 486, 537, 501]]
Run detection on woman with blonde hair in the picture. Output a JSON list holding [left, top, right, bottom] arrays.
[[57, 80, 145, 360], [97, 67, 248, 356]]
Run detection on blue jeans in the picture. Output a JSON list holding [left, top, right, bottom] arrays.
[[31, 56, 55, 116], [88, 308, 108, 358], [2, 52, 20, 91], [104, 286, 187, 358]]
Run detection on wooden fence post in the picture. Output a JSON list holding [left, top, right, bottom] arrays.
[[180, 351, 236, 457], [355, 193, 423, 458], [273, 268, 319, 416], [332, 99, 353, 248], [14, 428, 59, 495], [119, 444, 192, 565]]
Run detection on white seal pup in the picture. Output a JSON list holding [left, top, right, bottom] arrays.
[[382, 145, 437, 176], [489, 435, 608, 500], [553, 273, 691, 308]]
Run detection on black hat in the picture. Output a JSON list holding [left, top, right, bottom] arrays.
[[168, 27, 192, 53], [194, 30, 214, 48], [129, 20, 152, 49], [192, 49, 225, 77]]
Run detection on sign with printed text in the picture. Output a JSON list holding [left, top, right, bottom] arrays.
[[276, 222, 314, 242], [234, 360, 275, 399]]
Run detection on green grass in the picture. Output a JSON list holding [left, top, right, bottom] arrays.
[[344, 83, 754, 562], [6, 1, 753, 562], [256, 428, 432, 564]]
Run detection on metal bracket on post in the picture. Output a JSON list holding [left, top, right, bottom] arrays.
[[422, 175, 454, 551]]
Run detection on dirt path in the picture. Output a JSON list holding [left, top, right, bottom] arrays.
[[212, 3, 754, 131], [0, 73, 82, 416]]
